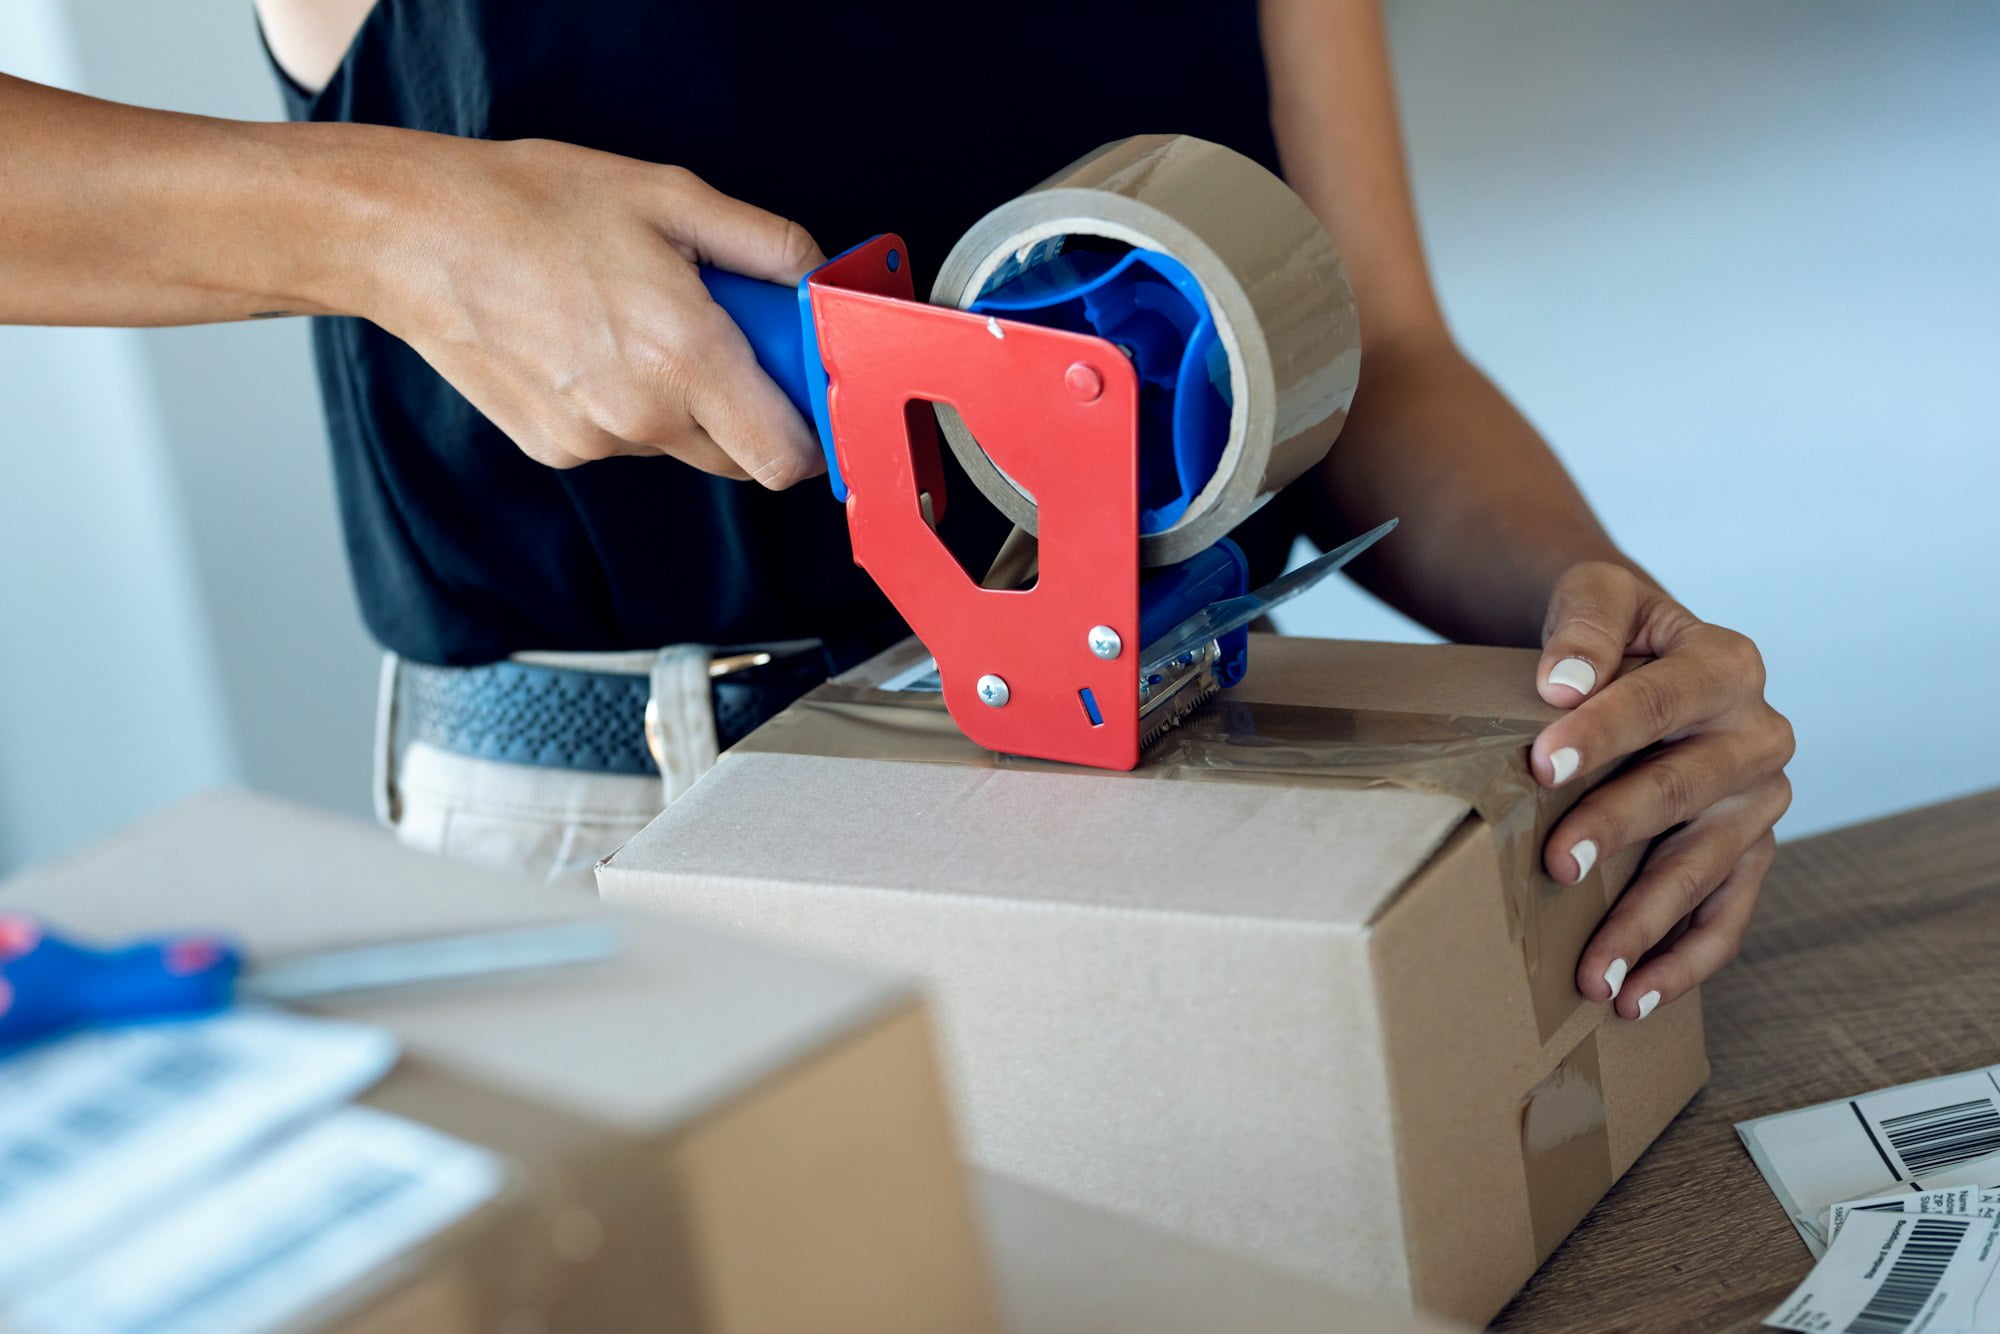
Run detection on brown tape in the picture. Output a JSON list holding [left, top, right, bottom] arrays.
[[1517, 1032, 1613, 1262], [738, 649, 1613, 1042]]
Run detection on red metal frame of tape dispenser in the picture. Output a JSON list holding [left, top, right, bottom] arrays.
[[697, 235, 1393, 771], [808, 235, 1147, 769]]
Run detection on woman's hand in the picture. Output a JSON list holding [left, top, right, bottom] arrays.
[[366, 135, 826, 483], [0, 76, 826, 485], [1531, 561, 1794, 1020]]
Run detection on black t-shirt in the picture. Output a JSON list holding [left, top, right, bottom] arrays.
[[280, 0, 1302, 665]]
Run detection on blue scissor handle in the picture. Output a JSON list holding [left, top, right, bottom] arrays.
[[0, 915, 244, 1052]]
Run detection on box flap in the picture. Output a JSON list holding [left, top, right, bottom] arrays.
[[608, 753, 1470, 927], [0, 790, 914, 1133], [614, 634, 1572, 928], [2, 789, 591, 954]]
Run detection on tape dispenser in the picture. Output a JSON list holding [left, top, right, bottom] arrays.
[[700, 134, 1390, 770]]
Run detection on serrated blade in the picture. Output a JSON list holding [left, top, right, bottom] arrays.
[[1137, 638, 1223, 750], [1139, 679, 1220, 751], [1138, 518, 1398, 675]]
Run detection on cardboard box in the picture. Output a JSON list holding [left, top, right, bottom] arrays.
[[977, 1170, 1470, 1334], [0, 790, 996, 1333], [599, 635, 1711, 1324]]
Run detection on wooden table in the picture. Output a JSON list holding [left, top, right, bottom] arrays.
[[1495, 788, 2000, 1332]]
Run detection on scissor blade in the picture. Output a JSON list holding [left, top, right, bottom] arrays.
[[242, 918, 622, 1003], [1139, 519, 1398, 676]]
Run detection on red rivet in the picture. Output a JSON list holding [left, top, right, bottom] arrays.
[[0, 916, 41, 962], [1064, 362, 1104, 403], [165, 938, 226, 976]]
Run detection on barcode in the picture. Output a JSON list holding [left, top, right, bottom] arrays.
[[0, 1037, 237, 1206], [1843, 1217, 1969, 1334], [3, 1108, 497, 1334], [1879, 1098, 2000, 1177], [135, 1164, 419, 1329]]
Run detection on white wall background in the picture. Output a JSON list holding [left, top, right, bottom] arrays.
[[0, 0, 378, 873], [0, 1, 1993, 872]]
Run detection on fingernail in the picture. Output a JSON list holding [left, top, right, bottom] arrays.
[[1549, 746, 1581, 786], [1571, 838, 1598, 883], [1547, 657, 1597, 697], [1603, 957, 1628, 1001], [1635, 990, 1661, 1020]]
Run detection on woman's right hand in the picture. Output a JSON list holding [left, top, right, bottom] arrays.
[[0, 76, 823, 485], [358, 134, 826, 485]]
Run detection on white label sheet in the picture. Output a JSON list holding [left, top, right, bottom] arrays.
[[0, 1010, 398, 1293], [7, 1106, 502, 1334], [1763, 1210, 1995, 1334], [1828, 1189, 1981, 1247], [877, 656, 942, 694], [1739, 1066, 2000, 1257]]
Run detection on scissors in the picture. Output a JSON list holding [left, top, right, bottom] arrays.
[[0, 912, 620, 1051]]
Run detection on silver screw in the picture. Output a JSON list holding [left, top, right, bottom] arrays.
[[1087, 625, 1123, 660], [976, 674, 1011, 707]]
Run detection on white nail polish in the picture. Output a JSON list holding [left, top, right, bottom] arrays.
[[1549, 746, 1581, 785], [1636, 990, 1660, 1020], [1547, 657, 1597, 697], [1571, 838, 1598, 882], [1603, 957, 1628, 1001]]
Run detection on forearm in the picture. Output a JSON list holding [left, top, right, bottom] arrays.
[[1262, 0, 1648, 646], [2, 71, 834, 483], [1304, 337, 1648, 647], [0, 72, 401, 326]]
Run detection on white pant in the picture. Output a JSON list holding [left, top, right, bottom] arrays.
[[373, 649, 718, 891]]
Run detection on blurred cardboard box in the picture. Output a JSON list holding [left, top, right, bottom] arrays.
[[0, 791, 995, 1334], [977, 1170, 1470, 1334], [599, 634, 1710, 1325]]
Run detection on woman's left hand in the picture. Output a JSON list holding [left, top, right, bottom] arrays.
[[1530, 560, 1795, 1020]]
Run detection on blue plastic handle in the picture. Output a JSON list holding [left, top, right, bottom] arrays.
[[697, 263, 851, 497], [697, 266, 816, 421], [0, 915, 244, 1053]]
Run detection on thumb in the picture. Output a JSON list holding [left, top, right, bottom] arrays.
[[656, 167, 826, 284], [1537, 560, 1643, 707]]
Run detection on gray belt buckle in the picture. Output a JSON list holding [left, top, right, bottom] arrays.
[[644, 640, 824, 771]]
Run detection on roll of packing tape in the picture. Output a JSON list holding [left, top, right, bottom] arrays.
[[933, 134, 1361, 567]]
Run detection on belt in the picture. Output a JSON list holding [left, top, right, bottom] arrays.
[[399, 642, 836, 776]]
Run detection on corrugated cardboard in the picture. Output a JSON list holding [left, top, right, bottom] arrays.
[[977, 1169, 1471, 1334], [599, 635, 1711, 1325], [0, 790, 997, 1333]]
